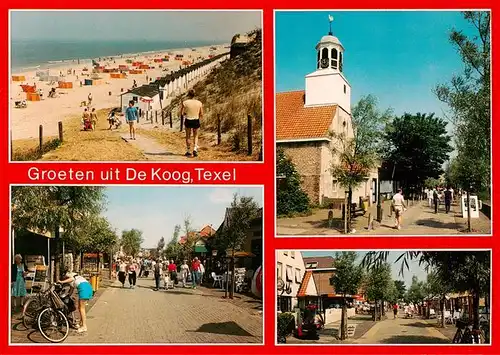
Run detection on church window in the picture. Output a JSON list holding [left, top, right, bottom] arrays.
[[331, 48, 338, 69], [344, 85, 346, 94], [317, 50, 320, 68], [321, 48, 329, 60], [339, 52, 343, 72], [331, 48, 338, 59], [332, 180, 338, 193]]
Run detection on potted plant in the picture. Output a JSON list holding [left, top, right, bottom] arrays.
[[277, 312, 295, 344]]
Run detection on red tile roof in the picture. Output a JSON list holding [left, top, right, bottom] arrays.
[[297, 271, 314, 297], [199, 225, 216, 238], [276, 90, 337, 141], [303, 256, 335, 269]]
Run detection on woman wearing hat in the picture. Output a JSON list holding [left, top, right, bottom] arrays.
[[11, 254, 28, 313], [59, 272, 93, 333]]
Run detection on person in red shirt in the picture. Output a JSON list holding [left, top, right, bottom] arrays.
[[168, 260, 177, 287], [393, 303, 399, 319], [191, 257, 201, 289]]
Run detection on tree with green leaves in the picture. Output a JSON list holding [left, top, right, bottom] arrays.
[[362, 251, 490, 331], [365, 262, 393, 321], [384, 113, 453, 190], [120, 229, 144, 257], [11, 186, 106, 278], [405, 276, 427, 316], [426, 270, 454, 327], [330, 95, 392, 232], [435, 11, 490, 197], [156, 237, 165, 256], [330, 252, 364, 340], [164, 224, 182, 260], [213, 194, 260, 298], [393, 280, 406, 302], [276, 148, 310, 216]]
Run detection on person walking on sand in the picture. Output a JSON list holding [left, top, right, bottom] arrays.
[[180, 89, 203, 157], [90, 108, 98, 131], [58, 271, 93, 333], [125, 100, 138, 140], [392, 188, 407, 230], [87, 93, 93, 106]]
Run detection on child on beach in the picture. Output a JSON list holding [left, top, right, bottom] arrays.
[[125, 100, 138, 140]]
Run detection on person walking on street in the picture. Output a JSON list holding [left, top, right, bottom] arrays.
[[180, 260, 189, 288], [393, 303, 399, 319], [153, 259, 162, 291], [433, 186, 439, 214], [168, 260, 177, 288], [426, 188, 433, 208], [199, 260, 205, 285], [125, 100, 138, 140], [180, 89, 203, 157], [118, 260, 127, 287], [444, 187, 453, 214], [127, 259, 137, 289], [191, 257, 201, 289], [392, 188, 407, 230]]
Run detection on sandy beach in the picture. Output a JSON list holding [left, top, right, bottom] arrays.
[[10, 44, 229, 140]]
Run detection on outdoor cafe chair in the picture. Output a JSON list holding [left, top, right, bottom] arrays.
[[211, 272, 223, 289]]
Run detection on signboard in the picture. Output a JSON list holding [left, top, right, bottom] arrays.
[[34, 265, 48, 282], [347, 324, 357, 337], [461, 195, 480, 219]]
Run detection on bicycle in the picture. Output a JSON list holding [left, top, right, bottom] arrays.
[[22, 282, 72, 343], [452, 319, 486, 344]]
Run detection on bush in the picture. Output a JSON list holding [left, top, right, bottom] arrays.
[[277, 312, 295, 341]]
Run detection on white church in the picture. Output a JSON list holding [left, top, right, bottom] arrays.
[[276, 19, 379, 207]]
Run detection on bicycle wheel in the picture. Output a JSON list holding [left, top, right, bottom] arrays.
[[37, 307, 69, 343], [22, 297, 41, 330]]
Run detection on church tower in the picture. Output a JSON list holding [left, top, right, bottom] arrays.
[[304, 16, 351, 113]]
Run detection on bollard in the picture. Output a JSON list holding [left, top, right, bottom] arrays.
[[58, 121, 63, 142], [247, 114, 253, 155], [368, 213, 373, 230], [39, 125, 43, 152]]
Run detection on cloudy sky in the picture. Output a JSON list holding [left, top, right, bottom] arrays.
[[11, 10, 262, 41], [102, 186, 263, 248]]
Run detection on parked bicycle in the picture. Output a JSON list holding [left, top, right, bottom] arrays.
[[452, 319, 486, 344], [22, 282, 74, 343]]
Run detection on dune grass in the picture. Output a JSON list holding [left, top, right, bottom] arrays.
[[12, 108, 145, 161]]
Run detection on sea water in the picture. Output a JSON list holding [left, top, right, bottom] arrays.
[[10, 39, 221, 73]]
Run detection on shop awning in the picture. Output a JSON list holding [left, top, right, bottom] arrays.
[[194, 245, 208, 253]]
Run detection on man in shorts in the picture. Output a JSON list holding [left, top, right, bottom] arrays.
[[125, 100, 138, 140], [392, 188, 407, 230], [180, 89, 203, 157]]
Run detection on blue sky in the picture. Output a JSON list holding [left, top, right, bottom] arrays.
[[275, 10, 476, 119], [301, 250, 427, 287], [11, 11, 261, 41], [102, 186, 263, 248]]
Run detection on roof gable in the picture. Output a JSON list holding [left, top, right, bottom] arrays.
[[276, 90, 336, 141]]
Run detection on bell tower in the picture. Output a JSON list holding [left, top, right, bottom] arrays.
[[305, 15, 351, 113]]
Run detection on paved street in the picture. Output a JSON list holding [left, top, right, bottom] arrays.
[[277, 200, 491, 236], [351, 316, 450, 344], [11, 277, 263, 344]]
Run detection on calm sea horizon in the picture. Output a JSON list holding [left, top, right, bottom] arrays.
[[10, 39, 226, 72]]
